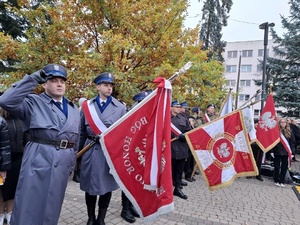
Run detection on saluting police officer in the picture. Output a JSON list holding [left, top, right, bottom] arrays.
[[79, 72, 128, 225], [0, 64, 81, 225]]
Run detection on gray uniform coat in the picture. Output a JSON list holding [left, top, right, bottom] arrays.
[[0, 75, 80, 225], [79, 96, 126, 195]]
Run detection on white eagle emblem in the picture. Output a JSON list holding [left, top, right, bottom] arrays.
[[217, 143, 230, 158], [259, 111, 277, 131]]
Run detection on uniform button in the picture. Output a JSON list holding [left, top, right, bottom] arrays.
[[54, 164, 58, 167]]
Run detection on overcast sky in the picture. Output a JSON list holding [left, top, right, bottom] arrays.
[[184, 0, 291, 42]]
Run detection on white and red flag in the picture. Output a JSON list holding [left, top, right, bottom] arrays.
[[185, 110, 258, 191], [280, 133, 293, 166], [100, 77, 174, 222], [219, 90, 233, 117], [256, 94, 280, 152]]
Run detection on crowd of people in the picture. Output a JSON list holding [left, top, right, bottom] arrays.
[[0, 64, 299, 225]]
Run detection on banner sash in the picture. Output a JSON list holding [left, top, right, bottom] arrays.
[[82, 100, 107, 135]]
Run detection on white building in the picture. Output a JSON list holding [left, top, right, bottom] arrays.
[[222, 39, 282, 117]]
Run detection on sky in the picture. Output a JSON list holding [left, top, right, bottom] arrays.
[[184, 0, 291, 42]]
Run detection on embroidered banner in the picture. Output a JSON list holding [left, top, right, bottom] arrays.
[[185, 110, 258, 191], [100, 78, 173, 222]]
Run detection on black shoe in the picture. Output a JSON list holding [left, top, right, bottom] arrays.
[[129, 205, 140, 218], [256, 175, 264, 182], [185, 177, 194, 182], [73, 172, 80, 183], [173, 188, 188, 200], [93, 219, 105, 225], [246, 176, 252, 179], [191, 177, 196, 181], [293, 157, 299, 162], [179, 186, 183, 189], [86, 216, 95, 225], [194, 170, 200, 175], [121, 209, 136, 223], [181, 181, 188, 186]]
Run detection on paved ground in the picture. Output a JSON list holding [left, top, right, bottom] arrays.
[[58, 160, 300, 225]]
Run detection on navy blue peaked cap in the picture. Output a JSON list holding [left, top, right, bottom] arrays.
[[133, 90, 152, 102], [180, 101, 188, 107], [41, 64, 67, 80], [171, 100, 181, 107], [94, 72, 114, 85], [192, 107, 200, 113]]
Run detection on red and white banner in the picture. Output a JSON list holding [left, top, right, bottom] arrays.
[[81, 100, 107, 135], [185, 110, 258, 191], [280, 133, 293, 166], [171, 123, 182, 136], [203, 113, 210, 123], [256, 94, 280, 152], [100, 77, 173, 222]]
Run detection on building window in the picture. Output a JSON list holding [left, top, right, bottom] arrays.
[[226, 80, 236, 87], [226, 65, 237, 73], [241, 65, 252, 72], [241, 50, 253, 57], [257, 64, 263, 72], [258, 49, 269, 57], [228, 51, 238, 58], [240, 80, 251, 87], [239, 94, 250, 101], [254, 110, 260, 116]]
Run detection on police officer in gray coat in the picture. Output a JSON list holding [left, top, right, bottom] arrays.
[[0, 64, 80, 225], [79, 72, 127, 225]]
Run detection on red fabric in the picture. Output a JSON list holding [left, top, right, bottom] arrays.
[[256, 95, 280, 152], [100, 78, 173, 222], [280, 133, 293, 166], [81, 100, 101, 134], [186, 110, 257, 190]]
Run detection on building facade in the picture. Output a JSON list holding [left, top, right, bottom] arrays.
[[222, 39, 281, 117]]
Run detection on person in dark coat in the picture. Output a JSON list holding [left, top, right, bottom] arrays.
[[0, 107, 27, 224], [0, 64, 80, 225], [250, 118, 264, 181], [0, 115, 11, 225], [171, 101, 190, 200], [271, 118, 295, 187], [287, 118, 300, 161], [79, 72, 127, 225]]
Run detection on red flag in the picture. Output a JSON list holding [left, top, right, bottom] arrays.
[[256, 94, 280, 152], [185, 110, 258, 191], [280, 133, 293, 166], [100, 78, 173, 222]]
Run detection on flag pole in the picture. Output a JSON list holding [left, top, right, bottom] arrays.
[[168, 62, 193, 82], [239, 89, 261, 108]]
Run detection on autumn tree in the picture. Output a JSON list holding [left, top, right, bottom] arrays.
[[199, 0, 232, 62], [1, 0, 226, 110]]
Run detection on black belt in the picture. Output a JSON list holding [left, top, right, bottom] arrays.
[[30, 136, 75, 149]]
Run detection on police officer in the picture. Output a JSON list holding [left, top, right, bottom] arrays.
[[130, 90, 152, 109], [202, 103, 217, 124], [79, 72, 128, 225], [0, 64, 81, 225], [171, 101, 190, 200], [180, 101, 190, 119]]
